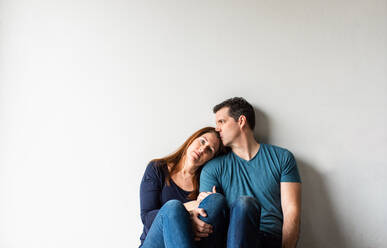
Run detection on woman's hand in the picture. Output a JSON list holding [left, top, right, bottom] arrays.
[[190, 186, 217, 240], [190, 207, 213, 241], [197, 186, 217, 203]]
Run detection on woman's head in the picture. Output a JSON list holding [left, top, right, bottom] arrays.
[[185, 131, 220, 167], [181, 127, 224, 167], [153, 127, 225, 167], [151, 126, 226, 199]]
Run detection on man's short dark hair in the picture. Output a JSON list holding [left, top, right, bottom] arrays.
[[213, 97, 255, 130]]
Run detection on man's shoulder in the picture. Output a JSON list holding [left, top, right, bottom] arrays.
[[263, 143, 293, 157], [263, 144, 298, 174], [202, 152, 232, 171]]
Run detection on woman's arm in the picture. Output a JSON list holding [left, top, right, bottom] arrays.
[[140, 163, 163, 230], [183, 200, 199, 212]]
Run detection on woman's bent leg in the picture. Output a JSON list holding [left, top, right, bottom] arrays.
[[142, 200, 196, 248], [197, 193, 228, 248]]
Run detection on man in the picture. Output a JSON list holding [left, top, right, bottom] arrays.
[[197, 97, 301, 248]]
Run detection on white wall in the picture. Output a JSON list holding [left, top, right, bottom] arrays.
[[1, 0, 386, 247]]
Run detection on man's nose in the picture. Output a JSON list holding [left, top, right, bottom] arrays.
[[215, 125, 220, 132]]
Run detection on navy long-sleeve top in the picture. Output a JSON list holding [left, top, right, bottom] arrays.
[[139, 161, 191, 245]]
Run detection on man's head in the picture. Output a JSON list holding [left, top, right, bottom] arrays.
[[213, 97, 255, 146]]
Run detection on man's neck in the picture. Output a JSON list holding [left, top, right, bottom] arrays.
[[230, 132, 260, 161]]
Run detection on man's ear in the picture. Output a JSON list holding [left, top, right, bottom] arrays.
[[238, 115, 247, 128]]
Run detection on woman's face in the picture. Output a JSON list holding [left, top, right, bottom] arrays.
[[186, 132, 220, 167]]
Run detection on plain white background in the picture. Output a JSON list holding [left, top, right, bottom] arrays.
[[1, 0, 386, 247]]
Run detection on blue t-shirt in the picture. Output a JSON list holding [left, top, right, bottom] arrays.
[[200, 143, 301, 237], [139, 162, 191, 244]]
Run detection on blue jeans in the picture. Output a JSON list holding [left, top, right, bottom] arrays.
[[227, 196, 282, 248], [141, 193, 228, 248]]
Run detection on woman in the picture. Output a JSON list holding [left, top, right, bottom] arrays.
[[139, 127, 228, 248]]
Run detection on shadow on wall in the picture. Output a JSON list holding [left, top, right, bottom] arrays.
[[253, 106, 271, 144], [297, 160, 350, 248], [253, 106, 350, 248]]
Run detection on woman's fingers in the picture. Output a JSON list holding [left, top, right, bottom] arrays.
[[197, 221, 212, 232], [197, 208, 207, 218], [195, 231, 210, 238], [196, 218, 213, 233], [212, 186, 217, 193], [191, 208, 213, 238]]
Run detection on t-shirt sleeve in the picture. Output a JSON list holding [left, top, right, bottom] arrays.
[[139, 162, 163, 230], [280, 151, 301, 183], [200, 160, 221, 192]]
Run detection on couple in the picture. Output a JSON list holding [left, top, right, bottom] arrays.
[[139, 97, 301, 248]]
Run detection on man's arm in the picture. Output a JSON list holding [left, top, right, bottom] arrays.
[[280, 182, 301, 248], [199, 161, 220, 193]]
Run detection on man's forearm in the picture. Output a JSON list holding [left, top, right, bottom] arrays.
[[280, 182, 301, 248], [282, 215, 300, 248]]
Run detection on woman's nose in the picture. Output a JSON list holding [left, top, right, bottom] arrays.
[[199, 146, 205, 154]]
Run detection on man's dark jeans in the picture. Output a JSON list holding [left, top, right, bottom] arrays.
[[227, 196, 282, 248]]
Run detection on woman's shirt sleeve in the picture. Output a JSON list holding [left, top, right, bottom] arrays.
[[139, 162, 164, 231]]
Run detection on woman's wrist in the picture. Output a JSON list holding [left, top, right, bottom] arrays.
[[184, 200, 199, 212]]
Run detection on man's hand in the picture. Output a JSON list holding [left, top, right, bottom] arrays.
[[190, 207, 213, 241], [197, 186, 217, 203]]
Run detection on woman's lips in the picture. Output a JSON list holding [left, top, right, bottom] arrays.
[[193, 151, 200, 160]]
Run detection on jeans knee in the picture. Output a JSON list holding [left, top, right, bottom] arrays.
[[231, 196, 260, 213], [161, 200, 186, 217], [201, 193, 227, 208]]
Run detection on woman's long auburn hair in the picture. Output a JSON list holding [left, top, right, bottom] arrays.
[[151, 127, 227, 200]]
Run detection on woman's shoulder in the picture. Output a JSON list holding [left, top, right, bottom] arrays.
[[143, 160, 168, 180]]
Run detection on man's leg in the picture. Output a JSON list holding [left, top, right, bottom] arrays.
[[142, 200, 196, 248], [197, 193, 228, 248], [258, 231, 282, 248], [227, 196, 262, 248]]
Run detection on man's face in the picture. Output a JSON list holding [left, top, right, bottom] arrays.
[[215, 107, 240, 146]]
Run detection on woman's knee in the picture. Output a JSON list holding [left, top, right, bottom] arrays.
[[161, 200, 187, 217]]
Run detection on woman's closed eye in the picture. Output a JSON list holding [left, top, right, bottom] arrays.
[[205, 147, 213, 154]]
